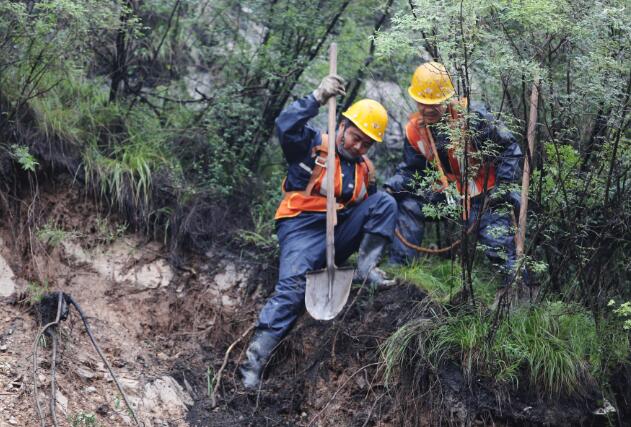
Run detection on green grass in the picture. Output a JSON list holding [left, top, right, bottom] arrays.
[[384, 257, 498, 306], [23, 70, 177, 215], [26, 280, 50, 304], [28, 71, 110, 144], [36, 221, 76, 247], [68, 411, 98, 427], [381, 301, 630, 397]]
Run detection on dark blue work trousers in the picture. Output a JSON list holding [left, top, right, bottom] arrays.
[[390, 194, 519, 282], [257, 191, 397, 339]]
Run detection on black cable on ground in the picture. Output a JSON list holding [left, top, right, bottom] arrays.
[[32, 291, 63, 427], [50, 330, 59, 427], [32, 292, 140, 427], [66, 296, 140, 426]]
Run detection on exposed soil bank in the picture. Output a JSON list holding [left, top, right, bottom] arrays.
[[0, 180, 628, 426]]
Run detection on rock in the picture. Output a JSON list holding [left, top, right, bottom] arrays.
[[62, 238, 174, 290], [0, 345, 7, 352], [0, 254, 16, 298], [84, 386, 97, 394], [75, 366, 95, 380], [221, 295, 237, 307], [55, 390, 68, 414], [124, 259, 174, 290], [213, 262, 247, 291], [117, 377, 140, 394], [140, 376, 193, 418], [8, 416, 17, 425], [593, 399, 616, 415], [214, 263, 236, 290]]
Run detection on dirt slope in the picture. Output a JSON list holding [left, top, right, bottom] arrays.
[[0, 182, 625, 427], [0, 182, 420, 426]]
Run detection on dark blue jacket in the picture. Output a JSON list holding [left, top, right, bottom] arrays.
[[386, 101, 522, 195], [275, 94, 373, 204]]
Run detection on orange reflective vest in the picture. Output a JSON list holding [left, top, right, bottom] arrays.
[[405, 99, 496, 198], [274, 135, 375, 220]]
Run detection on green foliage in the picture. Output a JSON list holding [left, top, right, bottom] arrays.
[[386, 257, 498, 306], [30, 73, 174, 211], [28, 71, 110, 144], [0, 0, 629, 411], [377, 0, 631, 313], [235, 159, 283, 254], [609, 299, 631, 331], [206, 365, 215, 397], [36, 221, 74, 247], [9, 144, 39, 172], [1, 0, 399, 255], [68, 411, 99, 427], [0, 0, 117, 103], [93, 216, 128, 247], [26, 280, 50, 304], [382, 302, 630, 397]]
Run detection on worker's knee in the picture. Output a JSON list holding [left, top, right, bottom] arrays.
[[380, 191, 397, 212], [369, 191, 397, 217]]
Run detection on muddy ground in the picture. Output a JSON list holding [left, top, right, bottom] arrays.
[[0, 180, 419, 426], [0, 180, 627, 426]]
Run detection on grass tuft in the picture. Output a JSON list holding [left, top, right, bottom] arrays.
[[385, 257, 498, 306], [381, 301, 630, 397]]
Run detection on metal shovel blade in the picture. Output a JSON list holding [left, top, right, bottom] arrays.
[[305, 266, 355, 320]]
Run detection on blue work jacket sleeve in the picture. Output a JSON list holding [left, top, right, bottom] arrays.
[[275, 94, 321, 163], [469, 102, 523, 183], [385, 135, 431, 196], [394, 136, 431, 191], [402, 135, 431, 172]]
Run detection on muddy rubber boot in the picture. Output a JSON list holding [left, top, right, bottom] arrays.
[[355, 233, 393, 287], [239, 330, 279, 390]]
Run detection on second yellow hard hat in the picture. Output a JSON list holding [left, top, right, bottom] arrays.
[[408, 62, 455, 105]]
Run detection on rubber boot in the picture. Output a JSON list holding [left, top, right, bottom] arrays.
[[355, 233, 393, 286], [239, 330, 280, 390]]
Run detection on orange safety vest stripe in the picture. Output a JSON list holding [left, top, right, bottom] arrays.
[[274, 135, 374, 220], [405, 98, 496, 198]]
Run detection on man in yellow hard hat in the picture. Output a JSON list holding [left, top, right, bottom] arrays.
[[240, 75, 397, 389], [386, 62, 525, 286]]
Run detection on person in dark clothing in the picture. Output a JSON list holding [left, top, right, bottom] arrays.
[[386, 62, 524, 286], [240, 75, 397, 389]]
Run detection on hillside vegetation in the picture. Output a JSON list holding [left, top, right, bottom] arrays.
[[0, 0, 629, 425]]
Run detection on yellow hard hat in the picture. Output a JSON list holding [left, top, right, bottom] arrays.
[[408, 62, 455, 105], [341, 99, 388, 143]]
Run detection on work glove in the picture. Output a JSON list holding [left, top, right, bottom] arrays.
[[427, 190, 447, 204], [313, 74, 346, 105]]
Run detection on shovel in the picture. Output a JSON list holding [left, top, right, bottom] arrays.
[[305, 43, 355, 321]]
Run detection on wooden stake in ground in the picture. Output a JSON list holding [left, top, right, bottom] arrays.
[[494, 81, 539, 310], [516, 82, 539, 263]]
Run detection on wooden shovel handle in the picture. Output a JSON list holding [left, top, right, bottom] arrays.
[[326, 43, 337, 294]]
